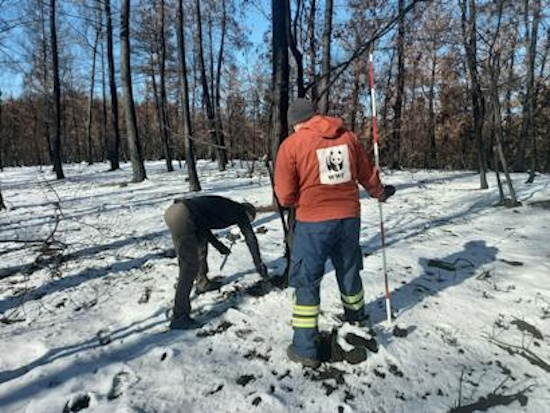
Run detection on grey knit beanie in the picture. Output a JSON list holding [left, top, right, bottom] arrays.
[[287, 98, 316, 126]]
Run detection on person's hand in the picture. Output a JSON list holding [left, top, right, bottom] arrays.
[[380, 185, 396, 202], [218, 244, 231, 255], [257, 262, 269, 279]]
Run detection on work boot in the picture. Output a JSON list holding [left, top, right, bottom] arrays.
[[169, 315, 202, 330], [195, 277, 223, 294], [286, 345, 321, 368]]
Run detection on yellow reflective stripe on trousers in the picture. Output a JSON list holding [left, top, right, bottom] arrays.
[[341, 289, 365, 310], [292, 316, 318, 329], [342, 299, 364, 311], [293, 304, 320, 316]]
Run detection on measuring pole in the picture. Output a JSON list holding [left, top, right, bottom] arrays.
[[369, 53, 392, 325]]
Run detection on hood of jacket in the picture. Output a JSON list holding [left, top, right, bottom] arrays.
[[299, 115, 344, 139]]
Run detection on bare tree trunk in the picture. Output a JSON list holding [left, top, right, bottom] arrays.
[[195, 0, 225, 171], [490, 70, 519, 206], [86, 23, 100, 166], [270, 0, 289, 161], [349, 50, 361, 132], [150, 59, 164, 156], [214, 0, 228, 167], [50, 0, 64, 179], [526, 0, 541, 183], [307, 0, 318, 102], [105, 0, 120, 170], [100, 37, 108, 162], [494, 147, 505, 204], [504, 19, 519, 153], [285, 0, 305, 97], [486, 3, 518, 205], [428, 51, 437, 168], [460, 0, 488, 189], [382, 49, 395, 131], [159, 0, 173, 172], [392, 0, 406, 169], [176, 0, 201, 191], [40, 0, 53, 165], [318, 0, 332, 114], [120, 0, 146, 182]]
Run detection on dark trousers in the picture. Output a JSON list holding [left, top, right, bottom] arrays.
[[164, 202, 209, 318], [289, 218, 365, 359]]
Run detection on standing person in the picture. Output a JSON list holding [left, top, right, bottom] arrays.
[[164, 195, 269, 330], [274, 98, 395, 367]]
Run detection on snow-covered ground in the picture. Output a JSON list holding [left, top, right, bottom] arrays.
[[0, 160, 549, 413]]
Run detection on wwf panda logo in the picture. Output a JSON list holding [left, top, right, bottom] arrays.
[[326, 149, 344, 172]]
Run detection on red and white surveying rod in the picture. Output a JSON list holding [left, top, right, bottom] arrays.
[[369, 53, 392, 325]]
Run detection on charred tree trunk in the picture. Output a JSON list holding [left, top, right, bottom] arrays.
[[318, 0, 332, 114], [195, 0, 225, 171], [159, 0, 173, 172], [460, 0, 488, 189], [392, 0, 406, 169], [382, 49, 395, 132], [349, 42, 361, 133], [526, 0, 541, 183], [285, 0, 305, 97], [104, 0, 120, 170], [100, 38, 108, 162], [50, 0, 64, 179], [428, 51, 437, 168], [270, 0, 289, 160], [176, 0, 201, 191], [40, 0, 53, 165], [307, 0, 318, 102], [86, 23, 100, 166], [120, 0, 146, 182], [214, 0, 228, 167]]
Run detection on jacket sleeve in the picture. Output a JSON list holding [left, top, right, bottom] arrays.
[[239, 222, 263, 270], [355, 136, 384, 199], [204, 230, 230, 254], [274, 140, 299, 207]]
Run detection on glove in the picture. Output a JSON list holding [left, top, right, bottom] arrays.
[[257, 262, 269, 279], [217, 244, 231, 255], [380, 185, 396, 202]]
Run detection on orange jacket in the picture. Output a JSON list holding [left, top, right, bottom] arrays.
[[274, 115, 384, 222]]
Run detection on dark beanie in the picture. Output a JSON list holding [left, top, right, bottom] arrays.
[[287, 98, 316, 126]]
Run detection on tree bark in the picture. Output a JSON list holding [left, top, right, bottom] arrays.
[[159, 0, 173, 172], [526, 0, 541, 183], [195, 0, 225, 171], [100, 35, 108, 162], [40, 0, 53, 165], [285, 0, 305, 97], [214, 0, 228, 166], [120, 0, 146, 182], [460, 0, 488, 189], [86, 23, 100, 166], [318, 0, 332, 114], [50, 0, 64, 179], [176, 0, 201, 191], [428, 51, 437, 169], [270, 0, 289, 161], [104, 0, 120, 170], [307, 0, 318, 102], [392, 0, 406, 169]]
